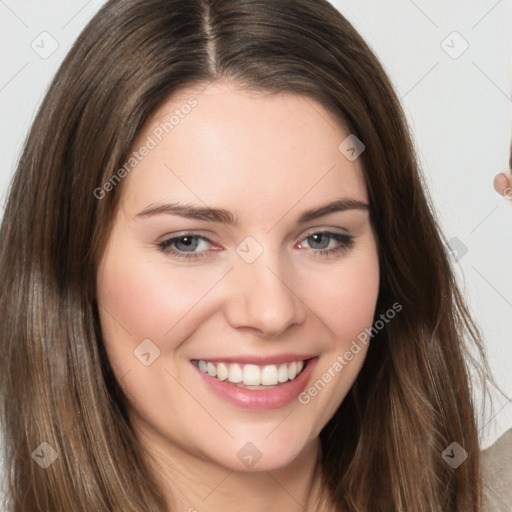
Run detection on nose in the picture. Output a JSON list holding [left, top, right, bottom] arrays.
[[223, 251, 307, 338]]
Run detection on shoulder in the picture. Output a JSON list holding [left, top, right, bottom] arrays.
[[481, 427, 512, 512]]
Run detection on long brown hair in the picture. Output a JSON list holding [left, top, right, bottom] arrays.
[[0, 0, 492, 510]]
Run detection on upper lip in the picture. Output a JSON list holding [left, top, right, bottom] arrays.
[[191, 354, 317, 366]]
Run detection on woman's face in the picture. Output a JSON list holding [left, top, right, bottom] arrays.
[[96, 80, 379, 472]]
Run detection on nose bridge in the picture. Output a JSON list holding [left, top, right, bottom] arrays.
[[225, 240, 306, 336]]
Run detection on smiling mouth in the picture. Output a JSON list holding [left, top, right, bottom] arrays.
[[191, 358, 310, 389]]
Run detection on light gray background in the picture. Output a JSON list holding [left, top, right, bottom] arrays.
[[0, 0, 511, 451]]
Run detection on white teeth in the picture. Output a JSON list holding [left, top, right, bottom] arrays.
[[207, 362, 217, 378], [261, 365, 278, 385], [216, 362, 229, 381], [288, 361, 297, 380], [196, 359, 307, 386], [277, 363, 289, 383], [228, 363, 243, 383], [242, 364, 261, 385]]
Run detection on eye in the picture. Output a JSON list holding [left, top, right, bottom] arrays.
[[158, 233, 213, 260], [157, 230, 355, 261], [296, 231, 354, 257]]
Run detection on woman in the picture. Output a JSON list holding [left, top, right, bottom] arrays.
[[0, 0, 494, 510]]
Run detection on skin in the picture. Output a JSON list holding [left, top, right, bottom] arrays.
[[96, 80, 380, 512], [494, 171, 512, 199]]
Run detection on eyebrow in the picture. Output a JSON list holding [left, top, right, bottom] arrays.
[[136, 198, 369, 225]]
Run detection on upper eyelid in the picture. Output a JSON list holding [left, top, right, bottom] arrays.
[[163, 227, 350, 239], [299, 226, 351, 237]]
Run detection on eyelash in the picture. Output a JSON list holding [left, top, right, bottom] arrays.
[[157, 230, 355, 261]]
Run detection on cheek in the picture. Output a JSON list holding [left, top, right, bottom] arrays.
[[333, 264, 379, 339], [95, 247, 227, 391], [299, 252, 380, 346], [96, 250, 221, 344], [291, 249, 379, 425], [96, 250, 225, 413]]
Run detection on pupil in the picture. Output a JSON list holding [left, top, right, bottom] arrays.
[[309, 233, 329, 249], [176, 236, 199, 252]]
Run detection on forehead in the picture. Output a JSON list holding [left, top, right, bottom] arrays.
[[121, 81, 368, 216]]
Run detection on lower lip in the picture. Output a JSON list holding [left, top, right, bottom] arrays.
[[192, 358, 319, 410]]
